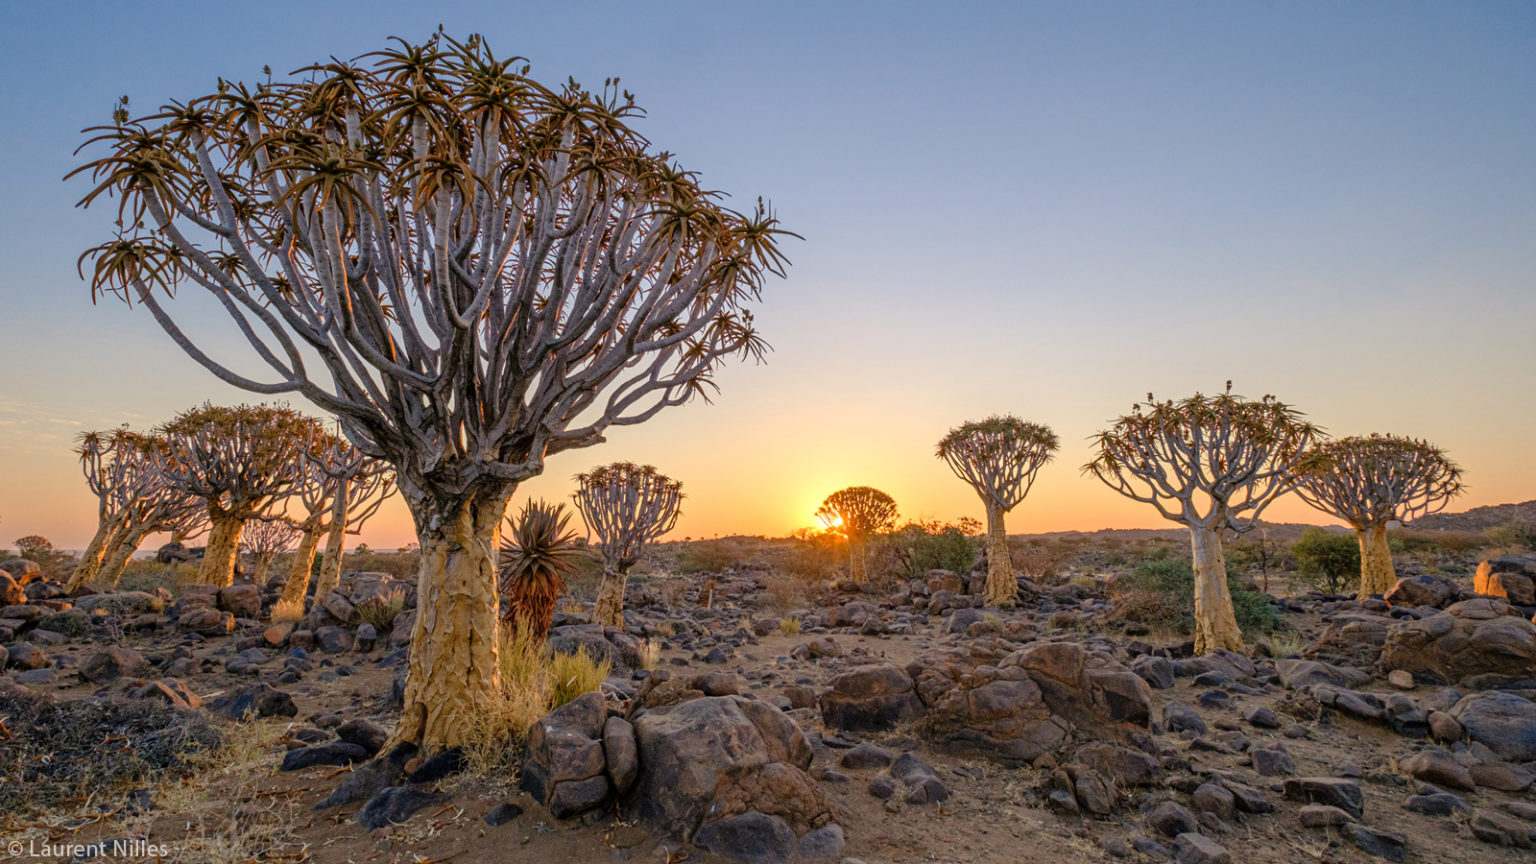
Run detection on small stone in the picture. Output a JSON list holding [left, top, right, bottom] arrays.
[[1350, 826, 1407, 861], [1149, 801, 1199, 837], [1299, 804, 1354, 827], [1283, 778, 1363, 820], [840, 741, 894, 770], [484, 802, 524, 826], [1387, 669, 1415, 690], [867, 776, 896, 800], [1173, 832, 1232, 864]]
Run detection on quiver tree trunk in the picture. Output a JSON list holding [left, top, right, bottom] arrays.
[[197, 513, 245, 587], [277, 529, 324, 616], [314, 487, 350, 601], [982, 502, 1015, 608], [1357, 522, 1395, 599], [848, 538, 868, 584], [393, 486, 512, 753], [594, 567, 628, 629], [1190, 525, 1244, 654], [98, 521, 152, 587], [66, 516, 126, 591]]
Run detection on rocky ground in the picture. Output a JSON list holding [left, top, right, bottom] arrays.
[[1, 546, 1534, 864]]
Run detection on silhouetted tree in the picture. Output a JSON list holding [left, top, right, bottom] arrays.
[[817, 486, 898, 584]]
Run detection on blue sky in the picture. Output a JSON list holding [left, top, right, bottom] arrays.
[[2, 1, 1533, 547]]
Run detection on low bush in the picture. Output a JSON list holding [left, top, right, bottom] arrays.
[[1112, 557, 1280, 638], [355, 592, 406, 632], [1290, 528, 1359, 594], [0, 688, 223, 817], [462, 628, 611, 774], [879, 519, 976, 580], [675, 538, 746, 574]]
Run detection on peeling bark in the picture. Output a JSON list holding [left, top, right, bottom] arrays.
[[392, 487, 511, 754], [66, 515, 127, 592], [198, 513, 245, 587], [277, 529, 324, 614], [849, 538, 868, 584], [98, 523, 152, 586], [1191, 526, 1244, 654], [314, 483, 350, 601], [982, 502, 1015, 608], [1357, 522, 1395, 599], [594, 568, 627, 629]]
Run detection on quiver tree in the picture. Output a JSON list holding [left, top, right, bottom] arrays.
[[817, 486, 898, 584], [498, 499, 582, 642], [1086, 385, 1318, 653], [937, 416, 1059, 608], [241, 518, 301, 585], [73, 33, 792, 753], [68, 429, 207, 590], [1295, 434, 1464, 599], [305, 433, 396, 601], [158, 404, 317, 587], [573, 463, 682, 629]]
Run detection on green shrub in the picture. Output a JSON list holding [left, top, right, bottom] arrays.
[[355, 593, 406, 631], [881, 519, 975, 579], [675, 539, 745, 574], [1113, 556, 1280, 637], [1290, 528, 1359, 594]]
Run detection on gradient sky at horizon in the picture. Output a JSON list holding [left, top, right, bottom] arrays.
[[1, 1, 1533, 551]]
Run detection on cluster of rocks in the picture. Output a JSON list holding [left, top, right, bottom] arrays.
[[519, 675, 843, 863]]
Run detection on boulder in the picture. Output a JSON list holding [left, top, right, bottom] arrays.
[[629, 695, 823, 843], [906, 640, 1151, 765], [1282, 777, 1363, 820], [1380, 598, 1536, 683], [819, 664, 924, 732], [217, 582, 263, 618], [178, 607, 234, 635], [1400, 749, 1474, 791], [521, 691, 610, 819], [1474, 558, 1536, 606], [1448, 691, 1536, 762], [211, 682, 298, 720], [131, 678, 203, 711], [0, 572, 23, 606], [73, 591, 164, 616], [79, 647, 150, 683], [1383, 575, 1458, 609], [1275, 659, 1371, 690], [0, 559, 40, 582]]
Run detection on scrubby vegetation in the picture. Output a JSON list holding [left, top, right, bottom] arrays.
[[1111, 557, 1282, 639]]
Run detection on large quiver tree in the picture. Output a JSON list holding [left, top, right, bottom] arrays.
[[73, 33, 792, 753], [1295, 434, 1463, 599], [1086, 385, 1317, 653], [937, 416, 1058, 608], [817, 486, 898, 584], [158, 404, 316, 587], [573, 462, 682, 629]]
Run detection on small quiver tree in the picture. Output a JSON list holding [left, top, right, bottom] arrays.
[[69, 429, 207, 590], [498, 499, 582, 642], [1295, 434, 1464, 599], [72, 33, 792, 752], [305, 433, 396, 602], [158, 404, 317, 587], [573, 463, 682, 629], [937, 416, 1059, 608], [817, 486, 898, 585], [1086, 386, 1317, 653], [241, 518, 301, 585]]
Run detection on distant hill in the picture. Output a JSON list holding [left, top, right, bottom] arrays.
[[1413, 500, 1536, 532]]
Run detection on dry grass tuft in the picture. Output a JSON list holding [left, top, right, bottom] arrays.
[[269, 595, 304, 623], [778, 617, 802, 636], [355, 592, 405, 631]]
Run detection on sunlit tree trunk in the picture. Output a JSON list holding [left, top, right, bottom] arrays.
[[314, 482, 350, 600], [98, 521, 153, 586], [594, 567, 627, 629], [1357, 522, 1395, 599], [1190, 525, 1244, 653], [198, 513, 245, 587], [275, 529, 324, 617], [66, 515, 127, 591], [983, 502, 1015, 607], [848, 537, 872, 583], [392, 486, 512, 753]]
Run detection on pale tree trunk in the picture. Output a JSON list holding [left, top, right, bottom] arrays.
[[393, 487, 512, 753], [848, 537, 867, 583], [313, 481, 350, 600], [594, 566, 628, 629], [252, 552, 277, 586], [66, 515, 126, 592], [1357, 522, 1395, 599], [276, 529, 323, 617], [98, 522, 151, 587], [197, 513, 245, 587], [982, 502, 1016, 608], [1190, 525, 1244, 654]]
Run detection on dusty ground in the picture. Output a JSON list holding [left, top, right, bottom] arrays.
[[2, 536, 1533, 864]]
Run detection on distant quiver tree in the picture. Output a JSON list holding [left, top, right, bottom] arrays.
[[1086, 385, 1318, 653], [1295, 434, 1464, 599], [157, 404, 317, 587], [573, 462, 682, 629], [937, 415, 1058, 607], [241, 517, 301, 585], [817, 486, 898, 584], [72, 32, 793, 752]]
